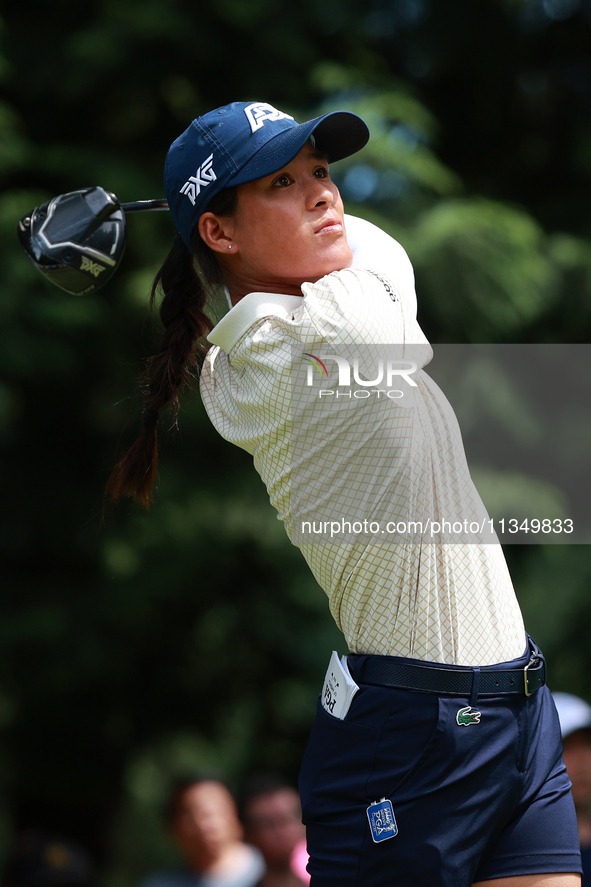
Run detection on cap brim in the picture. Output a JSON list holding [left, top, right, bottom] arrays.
[[228, 111, 369, 188]]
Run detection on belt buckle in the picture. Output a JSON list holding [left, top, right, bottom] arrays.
[[524, 656, 538, 696]]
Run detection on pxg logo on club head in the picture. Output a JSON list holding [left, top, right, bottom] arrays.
[[18, 187, 126, 295]]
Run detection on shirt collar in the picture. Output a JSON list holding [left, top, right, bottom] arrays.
[[207, 291, 303, 353]]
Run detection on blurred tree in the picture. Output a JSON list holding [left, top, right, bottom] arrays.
[[363, 0, 591, 234]]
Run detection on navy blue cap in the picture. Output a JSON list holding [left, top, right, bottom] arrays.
[[164, 101, 370, 248]]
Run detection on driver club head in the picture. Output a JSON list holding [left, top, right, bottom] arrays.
[[17, 187, 127, 295]]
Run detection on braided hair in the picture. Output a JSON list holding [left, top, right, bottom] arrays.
[[106, 188, 238, 508]]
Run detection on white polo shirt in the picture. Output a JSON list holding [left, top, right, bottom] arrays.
[[199, 216, 525, 666]]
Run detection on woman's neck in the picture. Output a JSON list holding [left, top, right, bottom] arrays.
[[219, 261, 320, 304], [227, 277, 306, 304]]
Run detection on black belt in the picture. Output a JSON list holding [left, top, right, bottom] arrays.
[[349, 647, 546, 697]]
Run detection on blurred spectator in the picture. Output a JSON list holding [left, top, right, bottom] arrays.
[[2, 830, 94, 887], [140, 776, 264, 887], [553, 691, 591, 886], [239, 776, 308, 887]]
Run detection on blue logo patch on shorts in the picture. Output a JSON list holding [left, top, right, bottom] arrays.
[[367, 798, 398, 843]]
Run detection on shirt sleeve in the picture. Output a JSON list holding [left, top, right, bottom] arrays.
[[296, 213, 427, 350], [344, 213, 418, 318], [297, 265, 407, 348]]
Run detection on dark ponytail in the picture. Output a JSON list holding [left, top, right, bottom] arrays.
[[106, 188, 238, 508]]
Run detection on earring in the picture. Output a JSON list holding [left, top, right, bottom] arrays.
[[227, 244, 233, 250]]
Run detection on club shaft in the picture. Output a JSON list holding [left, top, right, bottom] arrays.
[[121, 198, 169, 213]]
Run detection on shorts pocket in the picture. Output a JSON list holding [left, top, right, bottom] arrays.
[[366, 690, 445, 802], [299, 687, 445, 824], [299, 693, 383, 824]]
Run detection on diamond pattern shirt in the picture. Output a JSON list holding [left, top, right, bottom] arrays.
[[199, 216, 526, 666]]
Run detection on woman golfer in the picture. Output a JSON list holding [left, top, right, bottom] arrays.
[[108, 101, 582, 887]]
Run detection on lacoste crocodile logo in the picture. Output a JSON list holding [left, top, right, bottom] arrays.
[[456, 705, 481, 726]]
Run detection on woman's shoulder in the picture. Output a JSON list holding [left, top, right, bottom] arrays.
[[344, 214, 415, 296]]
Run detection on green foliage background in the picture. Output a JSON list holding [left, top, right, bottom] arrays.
[[1, 0, 591, 883]]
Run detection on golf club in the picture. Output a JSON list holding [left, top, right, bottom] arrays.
[[17, 187, 169, 296]]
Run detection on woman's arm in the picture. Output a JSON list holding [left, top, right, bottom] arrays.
[[344, 214, 417, 310]]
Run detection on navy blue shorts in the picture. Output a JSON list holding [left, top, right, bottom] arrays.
[[299, 644, 582, 886]]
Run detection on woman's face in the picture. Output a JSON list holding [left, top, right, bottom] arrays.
[[199, 142, 352, 297]]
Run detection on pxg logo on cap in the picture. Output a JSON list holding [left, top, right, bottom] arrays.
[[164, 100, 370, 249], [179, 154, 217, 206]]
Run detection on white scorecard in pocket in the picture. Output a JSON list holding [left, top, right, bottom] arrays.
[[321, 651, 360, 719]]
